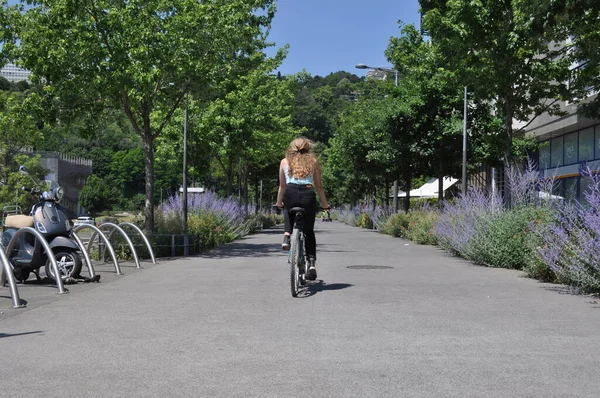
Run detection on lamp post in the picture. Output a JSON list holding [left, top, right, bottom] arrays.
[[462, 86, 468, 194], [182, 91, 189, 256], [355, 63, 400, 213]]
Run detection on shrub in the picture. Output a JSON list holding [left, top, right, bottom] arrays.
[[534, 171, 600, 293], [358, 212, 374, 229], [434, 188, 502, 259], [382, 212, 410, 238], [403, 210, 440, 245], [382, 210, 440, 245], [151, 192, 281, 256], [470, 206, 555, 269]]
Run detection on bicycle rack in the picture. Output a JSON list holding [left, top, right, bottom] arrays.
[[89, 223, 141, 269], [0, 227, 67, 294], [119, 222, 156, 264], [73, 224, 122, 275], [69, 231, 96, 278], [0, 245, 25, 308]]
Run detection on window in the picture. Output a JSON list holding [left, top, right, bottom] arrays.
[[551, 136, 563, 168], [564, 132, 578, 165], [579, 127, 594, 162], [552, 178, 564, 198], [579, 176, 594, 206], [539, 142, 550, 169], [595, 125, 600, 159], [565, 177, 578, 202]]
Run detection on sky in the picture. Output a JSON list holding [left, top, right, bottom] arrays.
[[265, 0, 422, 78]]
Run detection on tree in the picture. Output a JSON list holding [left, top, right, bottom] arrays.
[[78, 175, 120, 217], [324, 80, 397, 206], [6, 0, 278, 231], [421, 0, 572, 202], [527, 0, 600, 117], [196, 51, 296, 200], [0, 90, 42, 183], [386, 23, 500, 208]]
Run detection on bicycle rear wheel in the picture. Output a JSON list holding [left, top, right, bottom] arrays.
[[289, 229, 300, 297]]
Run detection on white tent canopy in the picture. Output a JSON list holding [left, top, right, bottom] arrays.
[[397, 177, 458, 198]]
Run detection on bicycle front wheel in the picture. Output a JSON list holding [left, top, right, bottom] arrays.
[[289, 229, 300, 297]]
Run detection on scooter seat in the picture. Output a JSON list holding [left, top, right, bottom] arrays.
[[4, 215, 34, 228]]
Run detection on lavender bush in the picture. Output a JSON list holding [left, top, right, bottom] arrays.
[[154, 191, 281, 255], [533, 171, 600, 293], [435, 160, 557, 268], [434, 188, 502, 260]]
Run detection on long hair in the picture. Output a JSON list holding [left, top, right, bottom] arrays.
[[285, 137, 317, 179]]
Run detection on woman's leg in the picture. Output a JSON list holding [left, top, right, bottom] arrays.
[[298, 187, 317, 259]]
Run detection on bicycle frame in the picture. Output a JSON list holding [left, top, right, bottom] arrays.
[[289, 208, 307, 297]]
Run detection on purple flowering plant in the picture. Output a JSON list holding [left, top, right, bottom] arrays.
[[533, 168, 600, 292]]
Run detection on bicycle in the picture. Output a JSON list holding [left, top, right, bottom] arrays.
[[287, 206, 328, 297], [288, 207, 308, 297]]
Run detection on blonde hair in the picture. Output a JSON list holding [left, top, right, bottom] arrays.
[[285, 137, 317, 179]]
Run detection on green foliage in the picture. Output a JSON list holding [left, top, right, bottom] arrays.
[[382, 210, 440, 245], [358, 213, 373, 229], [8, 0, 280, 231], [0, 154, 45, 210], [470, 206, 555, 270], [78, 175, 120, 216], [421, 0, 572, 174], [382, 212, 410, 238]]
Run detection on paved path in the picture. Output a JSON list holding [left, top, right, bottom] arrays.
[[1, 222, 599, 397]]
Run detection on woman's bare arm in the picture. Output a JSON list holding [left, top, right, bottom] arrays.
[[276, 159, 286, 208], [313, 161, 329, 209]]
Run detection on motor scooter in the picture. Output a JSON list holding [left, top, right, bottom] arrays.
[[1, 166, 82, 282]]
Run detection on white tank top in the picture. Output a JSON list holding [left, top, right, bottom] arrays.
[[284, 165, 314, 185]]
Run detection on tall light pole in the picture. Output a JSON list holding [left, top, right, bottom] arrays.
[[462, 86, 468, 194], [356, 63, 400, 213], [182, 91, 189, 256]]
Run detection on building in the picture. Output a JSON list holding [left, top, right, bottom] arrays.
[[366, 69, 391, 81], [23, 149, 93, 217], [524, 94, 600, 203], [0, 63, 31, 82]]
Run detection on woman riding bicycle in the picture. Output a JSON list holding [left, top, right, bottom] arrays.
[[276, 136, 329, 281]]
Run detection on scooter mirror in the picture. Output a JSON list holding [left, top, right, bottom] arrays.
[[18, 165, 29, 175]]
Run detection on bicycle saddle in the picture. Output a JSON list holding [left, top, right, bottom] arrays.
[[289, 207, 305, 213]]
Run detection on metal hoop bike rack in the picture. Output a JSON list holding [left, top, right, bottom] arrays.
[[0, 227, 68, 294], [87, 223, 141, 269], [0, 245, 25, 308], [73, 224, 122, 275], [119, 222, 156, 264]]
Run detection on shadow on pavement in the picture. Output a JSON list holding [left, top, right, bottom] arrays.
[[298, 280, 353, 298], [199, 242, 284, 259], [0, 330, 44, 338]]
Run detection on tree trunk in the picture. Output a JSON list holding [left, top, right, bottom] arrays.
[[403, 170, 411, 213], [243, 160, 249, 213], [438, 172, 444, 209], [254, 178, 259, 214], [226, 161, 233, 197], [143, 135, 155, 232], [385, 180, 390, 208], [502, 107, 514, 209]]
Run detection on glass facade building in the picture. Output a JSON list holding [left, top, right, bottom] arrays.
[[0, 63, 31, 82]]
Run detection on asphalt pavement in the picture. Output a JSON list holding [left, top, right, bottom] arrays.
[[1, 221, 599, 397]]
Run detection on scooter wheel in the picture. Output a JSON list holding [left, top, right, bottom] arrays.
[[45, 250, 82, 282]]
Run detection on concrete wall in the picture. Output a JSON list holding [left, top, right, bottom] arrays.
[[38, 152, 93, 217]]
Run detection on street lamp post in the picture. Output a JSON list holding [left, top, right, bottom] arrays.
[[356, 63, 400, 213], [462, 86, 468, 194], [182, 91, 189, 256]]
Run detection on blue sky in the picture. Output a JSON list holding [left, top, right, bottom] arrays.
[[265, 0, 421, 78]]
